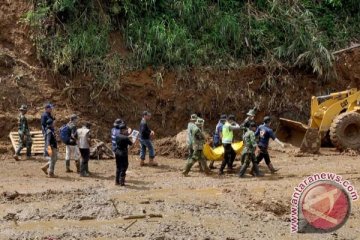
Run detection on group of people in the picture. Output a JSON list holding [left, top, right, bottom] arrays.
[[183, 109, 285, 177], [110, 111, 157, 186], [13, 104, 157, 186], [13, 103, 285, 185], [14, 104, 92, 178]]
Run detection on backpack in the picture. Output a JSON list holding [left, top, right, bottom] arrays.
[[59, 124, 71, 144]]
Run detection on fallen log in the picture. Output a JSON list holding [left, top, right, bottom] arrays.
[[123, 214, 146, 220]]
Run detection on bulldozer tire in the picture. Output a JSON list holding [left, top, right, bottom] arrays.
[[330, 112, 360, 151]]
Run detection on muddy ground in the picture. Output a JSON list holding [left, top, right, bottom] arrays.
[[1, 145, 359, 240], [1, 1, 360, 239]]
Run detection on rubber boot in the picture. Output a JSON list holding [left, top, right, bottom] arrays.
[[115, 170, 120, 185], [41, 163, 50, 175], [182, 163, 191, 177], [268, 163, 279, 174], [252, 163, 264, 177], [79, 161, 89, 177], [198, 162, 204, 172], [209, 161, 216, 169], [75, 160, 80, 173], [65, 160, 73, 172], [238, 162, 249, 178], [85, 162, 90, 175], [200, 160, 211, 175], [120, 177, 125, 186]]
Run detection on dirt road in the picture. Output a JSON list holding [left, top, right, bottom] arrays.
[[0, 147, 359, 240]]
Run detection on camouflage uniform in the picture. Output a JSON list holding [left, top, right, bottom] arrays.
[[187, 121, 197, 159], [238, 128, 261, 177], [15, 113, 32, 157], [183, 125, 210, 175]]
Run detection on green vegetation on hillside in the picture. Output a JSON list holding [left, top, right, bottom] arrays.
[[25, 0, 360, 83]]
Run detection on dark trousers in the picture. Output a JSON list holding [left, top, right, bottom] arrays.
[[115, 153, 129, 184], [220, 143, 236, 172], [256, 146, 271, 165], [239, 152, 260, 177], [16, 134, 32, 157], [79, 148, 90, 175]]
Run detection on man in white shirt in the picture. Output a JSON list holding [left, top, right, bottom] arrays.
[[77, 122, 91, 177]]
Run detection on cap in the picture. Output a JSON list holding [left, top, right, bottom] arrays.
[[220, 114, 227, 120], [70, 114, 78, 121], [247, 109, 256, 117], [19, 104, 27, 111], [113, 118, 123, 127], [263, 116, 271, 123], [119, 123, 127, 130], [45, 103, 54, 109], [190, 114, 198, 121], [143, 111, 151, 116], [195, 118, 205, 126], [227, 114, 235, 121], [249, 121, 257, 128]]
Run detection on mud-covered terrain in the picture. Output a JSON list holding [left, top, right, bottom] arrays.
[[1, 145, 360, 240]]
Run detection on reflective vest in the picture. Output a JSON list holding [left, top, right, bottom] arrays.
[[222, 122, 233, 144]]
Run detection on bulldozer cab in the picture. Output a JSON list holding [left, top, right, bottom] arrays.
[[277, 88, 360, 153]]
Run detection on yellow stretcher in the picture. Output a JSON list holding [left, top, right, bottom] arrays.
[[203, 141, 244, 161]]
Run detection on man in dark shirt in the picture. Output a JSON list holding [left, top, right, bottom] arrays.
[[255, 116, 285, 173], [139, 111, 157, 166], [41, 103, 54, 158], [115, 124, 133, 186], [41, 119, 58, 178], [111, 119, 123, 153]]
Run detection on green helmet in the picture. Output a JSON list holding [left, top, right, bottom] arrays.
[[190, 114, 198, 121], [247, 109, 256, 117], [19, 104, 28, 111], [195, 118, 204, 126]]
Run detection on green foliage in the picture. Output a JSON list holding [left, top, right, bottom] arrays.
[[25, 0, 360, 82], [25, 0, 119, 86]]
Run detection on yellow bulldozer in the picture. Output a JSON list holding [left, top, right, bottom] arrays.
[[277, 88, 360, 153]]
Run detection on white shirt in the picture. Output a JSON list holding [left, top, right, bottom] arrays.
[[77, 127, 90, 149]]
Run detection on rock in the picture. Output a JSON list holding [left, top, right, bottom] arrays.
[[2, 191, 19, 200], [175, 130, 188, 151]]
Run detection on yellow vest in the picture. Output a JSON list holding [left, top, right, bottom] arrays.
[[222, 122, 233, 144]]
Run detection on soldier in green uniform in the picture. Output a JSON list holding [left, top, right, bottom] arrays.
[[182, 118, 211, 176], [186, 114, 198, 160], [240, 108, 256, 165], [238, 122, 263, 177], [14, 105, 32, 161]]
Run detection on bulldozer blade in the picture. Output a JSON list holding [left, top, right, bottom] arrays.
[[300, 128, 321, 154], [277, 118, 308, 147]]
